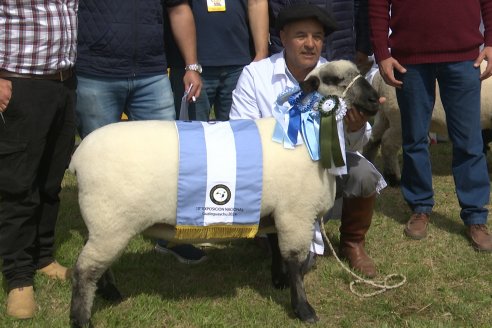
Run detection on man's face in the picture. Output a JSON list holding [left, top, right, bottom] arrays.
[[280, 18, 324, 76]]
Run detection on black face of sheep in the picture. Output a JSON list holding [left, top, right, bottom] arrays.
[[299, 60, 380, 116]]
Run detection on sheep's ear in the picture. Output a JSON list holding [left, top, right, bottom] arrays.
[[300, 75, 320, 93]]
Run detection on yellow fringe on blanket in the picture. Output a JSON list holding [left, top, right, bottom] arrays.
[[174, 225, 259, 240]]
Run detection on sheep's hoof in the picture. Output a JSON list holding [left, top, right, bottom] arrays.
[[294, 302, 319, 323]]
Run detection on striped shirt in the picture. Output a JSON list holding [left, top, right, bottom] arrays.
[[0, 0, 78, 75]]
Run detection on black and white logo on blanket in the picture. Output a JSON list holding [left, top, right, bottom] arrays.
[[210, 184, 231, 205]]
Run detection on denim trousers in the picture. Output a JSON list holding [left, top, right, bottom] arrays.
[[76, 73, 175, 138], [0, 77, 76, 290], [169, 65, 243, 121], [395, 61, 489, 225]]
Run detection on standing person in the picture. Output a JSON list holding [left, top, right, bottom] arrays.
[[369, 0, 492, 251], [76, 0, 207, 263], [230, 3, 386, 277], [166, 0, 269, 121], [268, 0, 373, 70], [0, 0, 78, 319], [75, 0, 202, 138]]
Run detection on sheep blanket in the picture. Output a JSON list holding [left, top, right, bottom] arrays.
[[175, 120, 262, 240]]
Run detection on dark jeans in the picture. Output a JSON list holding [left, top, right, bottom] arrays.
[[170, 65, 243, 121], [0, 77, 76, 291], [395, 61, 489, 224]]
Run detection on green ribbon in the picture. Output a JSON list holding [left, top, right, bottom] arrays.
[[318, 96, 345, 169]]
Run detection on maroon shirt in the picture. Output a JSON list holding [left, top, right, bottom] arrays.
[[369, 0, 492, 65]]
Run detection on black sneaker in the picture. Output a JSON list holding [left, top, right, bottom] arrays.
[[155, 241, 208, 264]]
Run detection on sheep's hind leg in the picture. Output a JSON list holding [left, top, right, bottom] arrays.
[[287, 259, 319, 323], [267, 233, 289, 289], [70, 234, 132, 328]]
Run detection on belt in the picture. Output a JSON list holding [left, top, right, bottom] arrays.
[[0, 69, 73, 82]]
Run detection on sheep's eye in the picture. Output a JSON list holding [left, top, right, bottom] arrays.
[[321, 75, 344, 86]]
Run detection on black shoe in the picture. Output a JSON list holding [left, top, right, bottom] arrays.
[[155, 241, 207, 264]]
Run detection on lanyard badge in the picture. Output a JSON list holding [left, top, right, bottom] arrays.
[[207, 0, 226, 12]]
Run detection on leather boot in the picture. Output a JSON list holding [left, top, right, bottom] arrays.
[[339, 193, 377, 278]]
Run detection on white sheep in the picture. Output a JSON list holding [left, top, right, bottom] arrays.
[[68, 60, 380, 327], [363, 62, 492, 186]]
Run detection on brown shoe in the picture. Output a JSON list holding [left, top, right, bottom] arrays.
[[37, 261, 71, 281], [466, 224, 492, 252], [6, 286, 36, 319], [404, 213, 430, 240]]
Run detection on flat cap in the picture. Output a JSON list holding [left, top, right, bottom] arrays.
[[275, 4, 337, 35]]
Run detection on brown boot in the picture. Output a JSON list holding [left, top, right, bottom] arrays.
[[6, 286, 36, 319], [339, 193, 377, 278], [37, 261, 71, 281]]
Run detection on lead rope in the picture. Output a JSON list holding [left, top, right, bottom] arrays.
[[319, 219, 407, 297]]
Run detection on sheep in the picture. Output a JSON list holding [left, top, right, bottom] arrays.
[[363, 62, 492, 187], [68, 60, 380, 327]]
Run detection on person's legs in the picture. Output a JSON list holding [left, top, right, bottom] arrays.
[[338, 152, 381, 277], [169, 67, 186, 119], [0, 78, 75, 318], [214, 66, 243, 121], [437, 61, 491, 251], [132, 74, 207, 262], [395, 64, 436, 214], [127, 74, 175, 121], [33, 77, 76, 276], [395, 64, 435, 239], [192, 67, 219, 121], [75, 74, 128, 138]]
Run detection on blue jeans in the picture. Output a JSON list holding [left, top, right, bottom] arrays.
[[170, 65, 243, 121], [395, 61, 489, 225], [76, 73, 175, 138]]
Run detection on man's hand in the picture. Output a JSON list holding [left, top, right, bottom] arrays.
[[183, 71, 202, 102], [344, 108, 367, 132], [378, 57, 406, 88], [474, 46, 492, 81], [0, 78, 12, 113]]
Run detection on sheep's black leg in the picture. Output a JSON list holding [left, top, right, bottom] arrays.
[[70, 233, 132, 328], [267, 233, 289, 289], [70, 262, 99, 328], [287, 259, 319, 323]]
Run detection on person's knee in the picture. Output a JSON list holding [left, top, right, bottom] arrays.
[[343, 161, 380, 198]]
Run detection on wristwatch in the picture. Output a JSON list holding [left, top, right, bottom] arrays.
[[185, 63, 202, 74]]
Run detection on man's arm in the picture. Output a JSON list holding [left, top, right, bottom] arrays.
[[248, 0, 269, 61], [230, 67, 262, 120], [167, 2, 202, 101]]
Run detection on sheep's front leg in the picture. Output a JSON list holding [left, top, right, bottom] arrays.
[[287, 259, 319, 323]]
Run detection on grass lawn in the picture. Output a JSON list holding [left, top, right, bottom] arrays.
[[1, 141, 491, 328]]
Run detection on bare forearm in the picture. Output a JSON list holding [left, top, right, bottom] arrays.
[[248, 0, 269, 61], [168, 3, 198, 66]]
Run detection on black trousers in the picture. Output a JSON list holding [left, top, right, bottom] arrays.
[[0, 76, 76, 291]]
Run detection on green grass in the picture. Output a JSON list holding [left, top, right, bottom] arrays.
[[1, 142, 491, 328]]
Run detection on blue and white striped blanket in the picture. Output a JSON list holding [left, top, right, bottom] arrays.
[[174, 120, 263, 240]]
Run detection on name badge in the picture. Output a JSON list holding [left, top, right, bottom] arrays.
[[207, 0, 226, 12]]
